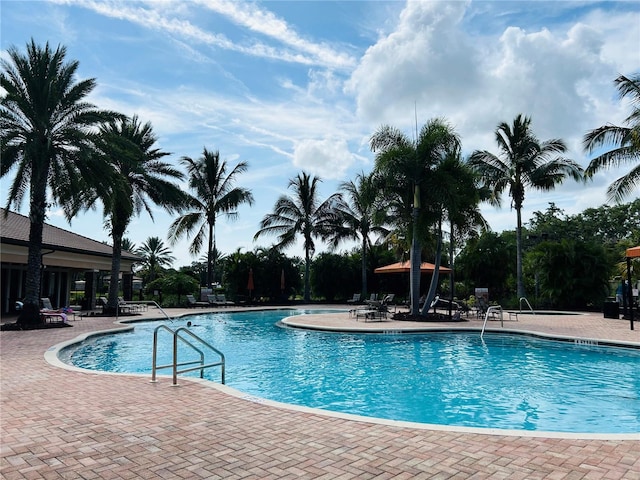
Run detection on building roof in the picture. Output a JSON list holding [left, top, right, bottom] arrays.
[[1, 209, 140, 261]]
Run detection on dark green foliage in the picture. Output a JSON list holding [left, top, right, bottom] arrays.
[[222, 247, 301, 302], [455, 231, 515, 302], [311, 252, 357, 301], [146, 271, 199, 306], [525, 240, 611, 309]]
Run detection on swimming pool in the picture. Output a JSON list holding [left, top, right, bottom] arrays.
[[60, 309, 640, 434]]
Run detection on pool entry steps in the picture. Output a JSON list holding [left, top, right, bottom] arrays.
[[151, 325, 225, 385]]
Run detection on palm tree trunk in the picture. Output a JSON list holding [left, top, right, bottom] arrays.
[[304, 248, 311, 302], [420, 221, 443, 316], [449, 224, 455, 318], [361, 236, 368, 298], [18, 167, 48, 327], [107, 227, 124, 314], [207, 222, 214, 287], [410, 197, 421, 315], [516, 206, 525, 299], [18, 213, 46, 326]]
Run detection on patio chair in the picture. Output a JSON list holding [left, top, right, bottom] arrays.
[[40, 297, 70, 323], [41, 298, 54, 310], [186, 294, 208, 308], [346, 293, 361, 304], [356, 300, 388, 322], [118, 296, 142, 313], [216, 294, 235, 306]]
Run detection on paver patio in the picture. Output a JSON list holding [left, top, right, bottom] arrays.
[[1, 305, 639, 479]]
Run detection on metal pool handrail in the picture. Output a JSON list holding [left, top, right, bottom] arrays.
[[480, 305, 503, 340], [151, 325, 225, 385], [519, 297, 535, 314]]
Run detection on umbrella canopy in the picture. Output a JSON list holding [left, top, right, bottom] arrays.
[[374, 261, 451, 274], [626, 246, 640, 258]]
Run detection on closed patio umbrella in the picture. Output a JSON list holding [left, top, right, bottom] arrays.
[[247, 268, 254, 299]]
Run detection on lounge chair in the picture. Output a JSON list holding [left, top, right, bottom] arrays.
[[355, 300, 388, 322], [346, 293, 361, 304], [40, 297, 69, 323], [216, 294, 235, 306], [118, 296, 144, 313], [186, 294, 208, 308], [41, 297, 55, 310], [382, 294, 395, 305]]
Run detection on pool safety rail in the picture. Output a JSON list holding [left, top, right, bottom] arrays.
[[151, 325, 225, 386], [480, 297, 536, 340], [519, 297, 535, 314]]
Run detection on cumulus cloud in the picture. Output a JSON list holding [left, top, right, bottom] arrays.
[[346, 1, 478, 124], [292, 138, 355, 179], [346, 1, 635, 159]]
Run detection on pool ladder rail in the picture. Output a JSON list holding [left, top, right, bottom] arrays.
[[151, 325, 225, 386], [480, 297, 535, 340]]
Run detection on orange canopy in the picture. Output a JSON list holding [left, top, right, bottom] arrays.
[[626, 246, 640, 258], [374, 261, 451, 274]]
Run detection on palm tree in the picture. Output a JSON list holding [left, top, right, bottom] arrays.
[[469, 114, 583, 299], [121, 237, 137, 253], [90, 115, 185, 312], [136, 236, 176, 284], [584, 73, 640, 202], [371, 118, 461, 315], [0, 39, 120, 326], [254, 172, 342, 302], [168, 148, 253, 287], [327, 171, 389, 299], [420, 149, 488, 315]]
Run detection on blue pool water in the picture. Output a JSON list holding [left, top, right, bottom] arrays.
[[61, 309, 640, 434]]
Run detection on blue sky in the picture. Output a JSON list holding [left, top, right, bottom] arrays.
[[2, 0, 639, 268]]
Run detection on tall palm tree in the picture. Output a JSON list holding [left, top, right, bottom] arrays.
[[136, 236, 176, 284], [371, 118, 461, 315], [418, 149, 488, 315], [90, 115, 185, 312], [584, 73, 640, 202], [469, 114, 583, 299], [254, 172, 342, 302], [0, 39, 120, 326], [327, 172, 389, 299], [168, 148, 253, 287]]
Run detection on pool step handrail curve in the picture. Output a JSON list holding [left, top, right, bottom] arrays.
[[115, 300, 173, 323], [480, 305, 503, 340], [151, 325, 225, 385], [519, 297, 535, 314]]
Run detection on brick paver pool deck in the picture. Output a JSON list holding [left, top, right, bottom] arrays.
[[1, 306, 639, 479]]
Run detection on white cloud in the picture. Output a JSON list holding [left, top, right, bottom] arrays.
[[196, 0, 356, 69], [60, 0, 348, 68], [292, 137, 355, 180]]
